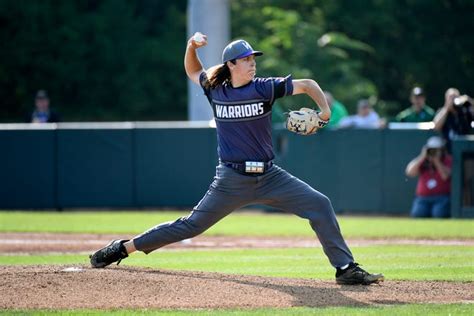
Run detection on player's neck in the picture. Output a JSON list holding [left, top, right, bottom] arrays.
[[230, 77, 251, 88]]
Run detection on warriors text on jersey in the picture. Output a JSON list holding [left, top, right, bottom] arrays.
[[199, 72, 293, 162]]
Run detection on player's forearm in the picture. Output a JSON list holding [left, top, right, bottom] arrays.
[[301, 80, 331, 120], [184, 43, 203, 79]]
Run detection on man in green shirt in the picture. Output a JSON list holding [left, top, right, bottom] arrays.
[[395, 87, 435, 122], [324, 91, 348, 128]]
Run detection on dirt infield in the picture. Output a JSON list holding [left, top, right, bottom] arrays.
[[1, 233, 473, 309], [1, 265, 473, 309]]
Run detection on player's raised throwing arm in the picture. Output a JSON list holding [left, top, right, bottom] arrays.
[[184, 33, 208, 85], [293, 79, 331, 121]]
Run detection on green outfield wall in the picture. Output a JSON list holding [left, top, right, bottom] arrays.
[[2, 123, 470, 216]]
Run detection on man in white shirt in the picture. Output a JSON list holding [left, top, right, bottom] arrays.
[[337, 99, 384, 129]]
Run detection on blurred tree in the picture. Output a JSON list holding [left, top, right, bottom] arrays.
[[231, 0, 473, 118], [321, 0, 474, 117], [231, 0, 378, 117], [0, 0, 472, 121], [0, 0, 187, 122]]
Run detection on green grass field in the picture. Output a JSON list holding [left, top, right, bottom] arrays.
[[1, 211, 473, 238], [2, 245, 473, 281], [1, 304, 473, 316], [1, 211, 473, 315]]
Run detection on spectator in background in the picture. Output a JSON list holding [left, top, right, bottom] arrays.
[[26, 90, 60, 123], [405, 136, 452, 218], [337, 99, 385, 129], [395, 87, 435, 122], [433, 88, 473, 152], [324, 91, 348, 128]]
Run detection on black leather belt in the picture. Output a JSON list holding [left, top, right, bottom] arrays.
[[222, 160, 273, 175]]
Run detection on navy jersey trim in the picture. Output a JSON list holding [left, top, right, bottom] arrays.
[[270, 81, 275, 105], [211, 98, 271, 105]]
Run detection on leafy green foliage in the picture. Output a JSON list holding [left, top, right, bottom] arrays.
[[231, 1, 378, 115], [0, 0, 187, 122], [0, 0, 472, 121], [316, 0, 474, 116], [231, 0, 473, 117]]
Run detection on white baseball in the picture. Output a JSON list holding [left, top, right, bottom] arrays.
[[193, 32, 205, 43]]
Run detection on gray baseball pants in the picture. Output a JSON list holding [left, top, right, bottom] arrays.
[[133, 163, 354, 268]]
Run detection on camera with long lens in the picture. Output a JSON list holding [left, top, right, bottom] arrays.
[[454, 95, 471, 108], [427, 148, 438, 156]]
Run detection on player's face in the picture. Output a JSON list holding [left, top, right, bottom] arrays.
[[234, 55, 257, 81]]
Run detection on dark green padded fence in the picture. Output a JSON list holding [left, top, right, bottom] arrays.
[[134, 126, 217, 207], [0, 127, 56, 208], [451, 136, 474, 218], [56, 128, 134, 208], [274, 128, 436, 214], [1, 123, 469, 216]]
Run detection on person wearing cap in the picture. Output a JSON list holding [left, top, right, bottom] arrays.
[[405, 136, 452, 218], [27, 90, 60, 123], [433, 88, 473, 152], [88, 34, 384, 285], [337, 99, 385, 129], [395, 87, 435, 122]]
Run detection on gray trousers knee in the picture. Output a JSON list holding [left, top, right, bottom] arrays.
[[133, 163, 354, 267]]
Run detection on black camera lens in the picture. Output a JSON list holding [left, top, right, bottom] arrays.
[[454, 95, 470, 107]]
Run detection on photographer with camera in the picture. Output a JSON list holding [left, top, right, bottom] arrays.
[[433, 88, 473, 152], [405, 136, 452, 218]]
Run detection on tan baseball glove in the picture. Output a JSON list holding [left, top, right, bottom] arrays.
[[286, 107, 329, 135]]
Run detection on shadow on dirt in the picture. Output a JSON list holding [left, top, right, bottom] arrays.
[[122, 267, 394, 308]]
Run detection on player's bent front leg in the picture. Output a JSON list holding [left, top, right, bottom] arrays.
[[258, 165, 384, 285]]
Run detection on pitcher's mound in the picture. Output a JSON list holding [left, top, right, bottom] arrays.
[[1, 265, 472, 309]]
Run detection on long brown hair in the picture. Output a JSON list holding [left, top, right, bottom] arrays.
[[205, 61, 234, 89]]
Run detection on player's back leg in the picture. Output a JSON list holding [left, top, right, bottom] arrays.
[[90, 164, 256, 267]]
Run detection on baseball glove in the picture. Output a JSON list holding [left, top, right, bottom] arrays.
[[286, 107, 329, 135]]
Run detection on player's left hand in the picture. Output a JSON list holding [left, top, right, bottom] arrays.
[[286, 107, 329, 136]]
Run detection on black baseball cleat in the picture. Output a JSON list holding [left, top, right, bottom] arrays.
[[89, 239, 129, 268], [336, 262, 384, 285]]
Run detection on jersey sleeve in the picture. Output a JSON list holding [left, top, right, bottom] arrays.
[[199, 71, 210, 96], [273, 74, 294, 100], [255, 75, 293, 105]]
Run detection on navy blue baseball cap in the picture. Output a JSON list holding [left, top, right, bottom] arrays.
[[222, 40, 263, 63]]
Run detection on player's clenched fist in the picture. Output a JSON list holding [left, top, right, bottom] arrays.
[[189, 32, 207, 49]]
